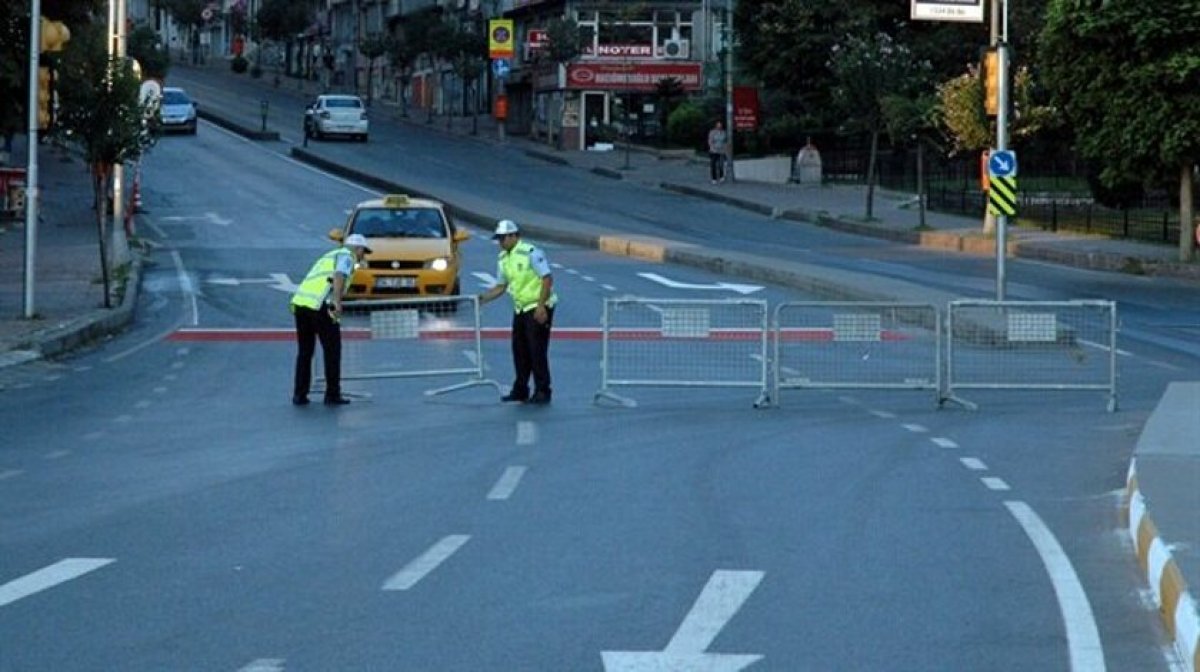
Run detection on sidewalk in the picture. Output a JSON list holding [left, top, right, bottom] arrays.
[[3, 61, 1198, 671]]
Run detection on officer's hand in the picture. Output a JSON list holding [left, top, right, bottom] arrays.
[[533, 305, 548, 324]]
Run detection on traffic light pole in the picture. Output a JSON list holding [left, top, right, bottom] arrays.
[[24, 0, 42, 319]]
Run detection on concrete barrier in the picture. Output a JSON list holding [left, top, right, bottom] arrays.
[[732, 156, 792, 184]]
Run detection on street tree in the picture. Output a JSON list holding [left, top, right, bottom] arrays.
[[539, 16, 582, 148], [128, 24, 170, 80], [358, 32, 392, 106], [387, 31, 420, 118], [444, 24, 487, 134], [829, 32, 929, 221], [0, 3, 28, 157], [257, 0, 309, 82], [1041, 0, 1199, 261], [54, 23, 157, 307]]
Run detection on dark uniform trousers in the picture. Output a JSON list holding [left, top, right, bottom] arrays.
[[293, 305, 342, 400], [510, 306, 554, 397]]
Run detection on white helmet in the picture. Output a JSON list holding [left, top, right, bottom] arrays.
[[492, 219, 520, 239]]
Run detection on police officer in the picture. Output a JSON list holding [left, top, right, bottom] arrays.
[[290, 233, 371, 406], [479, 220, 557, 404]]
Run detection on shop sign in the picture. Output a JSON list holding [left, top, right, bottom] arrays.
[[583, 44, 654, 58], [567, 62, 702, 92], [733, 86, 759, 131]]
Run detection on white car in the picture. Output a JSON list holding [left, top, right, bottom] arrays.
[[304, 94, 369, 142], [159, 87, 197, 134]]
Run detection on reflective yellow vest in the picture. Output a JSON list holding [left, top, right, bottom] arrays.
[[290, 247, 352, 310], [499, 241, 556, 314]]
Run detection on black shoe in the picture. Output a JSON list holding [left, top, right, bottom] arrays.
[[500, 392, 528, 403], [324, 396, 351, 405], [527, 392, 551, 405], [292, 396, 309, 406]]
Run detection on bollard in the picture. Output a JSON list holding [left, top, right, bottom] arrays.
[[260, 99, 269, 132]]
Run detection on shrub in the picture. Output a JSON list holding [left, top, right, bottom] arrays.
[[250, 64, 263, 78], [667, 102, 708, 150], [231, 55, 249, 73]]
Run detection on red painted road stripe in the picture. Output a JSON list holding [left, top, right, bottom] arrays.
[[168, 328, 911, 342]]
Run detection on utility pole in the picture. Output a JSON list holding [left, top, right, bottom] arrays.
[[723, 0, 734, 183], [24, 0, 42, 318], [993, 0, 1010, 300]]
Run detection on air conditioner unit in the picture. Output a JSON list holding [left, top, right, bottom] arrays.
[[662, 39, 690, 59]]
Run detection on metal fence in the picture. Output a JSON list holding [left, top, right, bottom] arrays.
[[594, 297, 770, 408], [943, 300, 1118, 411], [323, 296, 502, 398], [772, 302, 941, 404]]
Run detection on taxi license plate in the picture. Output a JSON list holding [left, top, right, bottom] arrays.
[[376, 276, 416, 289]]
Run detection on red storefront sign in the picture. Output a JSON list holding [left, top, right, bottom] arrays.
[[566, 62, 702, 92], [733, 86, 759, 131]]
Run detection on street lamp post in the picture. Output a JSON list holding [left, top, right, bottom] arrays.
[[723, 0, 734, 183], [24, 0, 42, 318]]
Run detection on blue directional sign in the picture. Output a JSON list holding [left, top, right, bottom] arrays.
[[492, 58, 511, 79], [988, 149, 1017, 178]]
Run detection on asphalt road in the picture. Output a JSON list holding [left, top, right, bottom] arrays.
[[0, 112, 1190, 670]]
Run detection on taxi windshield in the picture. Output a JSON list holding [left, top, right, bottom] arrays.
[[352, 208, 447, 239]]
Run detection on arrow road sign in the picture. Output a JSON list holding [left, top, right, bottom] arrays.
[[602, 570, 764, 671], [988, 150, 1017, 178], [637, 272, 762, 295], [492, 58, 511, 79]]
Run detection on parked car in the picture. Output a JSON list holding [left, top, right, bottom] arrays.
[[159, 87, 197, 135], [329, 194, 468, 301], [304, 94, 369, 142]]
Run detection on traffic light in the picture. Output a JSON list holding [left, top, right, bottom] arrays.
[[37, 67, 52, 130], [983, 48, 1000, 116], [40, 17, 70, 54]]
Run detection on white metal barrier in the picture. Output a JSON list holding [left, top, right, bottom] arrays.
[[322, 295, 502, 398], [772, 302, 941, 404], [944, 299, 1118, 411], [594, 297, 770, 408]]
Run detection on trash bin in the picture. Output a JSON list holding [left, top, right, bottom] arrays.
[[795, 139, 823, 185], [0, 167, 27, 220]]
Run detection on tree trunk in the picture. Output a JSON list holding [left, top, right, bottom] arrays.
[[1181, 163, 1196, 262], [865, 127, 879, 221], [92, 164, 112, 309]]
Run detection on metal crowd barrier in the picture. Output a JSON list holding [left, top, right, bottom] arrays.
[[943, 299, 1118, 411], [322, 295, 502, 398], [772, 302, 941, 405], [594, 297, 770, 408]]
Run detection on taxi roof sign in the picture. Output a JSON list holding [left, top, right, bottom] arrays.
[[382, 194, 410, 207]]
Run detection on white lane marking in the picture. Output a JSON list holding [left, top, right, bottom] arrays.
[[868, 409, 895, 419], [83, 431, 104, 441], [170, 250, 199, 327], [1004, 501, 1106, 672], [487, 466, 527, 500], [566, 268, 580, 275], [902, 423, 927, 433], [931, 437, 958, 449], [237, 659, 285, 672], [1078, 339, 1133, 357], [44, 450, 71, 460], [171, 361, 185, 369], [114, 414, 134, 424], [472, 271, 498, 287], [382, 535, 470, 591], [838, 396, 859, 405], [516, 421, 538, 446], [0, 558, 116, 607], [1147, 360, 1185, 372], [602, 570, 764, 671], [153, 386, 168, 394], [164, 374, 178, 381], [135, 400, 151, 409], [602, 284, 617, 291], [960, 457, 988, 471], [206, 121, 380, 195], [551, 263, 564, 269], [0, 469, 24, 481], [582, 275, 595, 282], [983, 477, 1011, 491]]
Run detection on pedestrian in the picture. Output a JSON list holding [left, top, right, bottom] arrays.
[[290, 233, 372, 406], [478, 219, 557, 405], [707, 120, 728, 183]]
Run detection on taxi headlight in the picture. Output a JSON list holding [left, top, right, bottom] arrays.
[[429, 257, 449, 271]]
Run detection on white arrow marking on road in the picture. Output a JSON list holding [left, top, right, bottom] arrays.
[[601, 570, 764, 671], [0, 558, 115, 607], [637, 272, 762, 295], [206, 274, 296, 293], [472, 271, 498, 288], [206, 212, 233, 226]]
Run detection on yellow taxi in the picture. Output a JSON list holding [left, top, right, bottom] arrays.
[[329, 194, 469, 300]]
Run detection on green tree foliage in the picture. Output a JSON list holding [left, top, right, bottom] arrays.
[[1040, 0, 1200, 260], [829, 32, 929, 220], [0, 4, 28, 149], [128, 24, 170, 80], [667, 101, 707, 150], [257, 0, 310, 42], [54, 22, 157, 305], [358, 32, 392, 106]]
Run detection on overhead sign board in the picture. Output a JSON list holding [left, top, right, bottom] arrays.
[[911, 0, 984, 23]]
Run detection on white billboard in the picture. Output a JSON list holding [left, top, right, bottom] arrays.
[[911, 0, 985, 23]]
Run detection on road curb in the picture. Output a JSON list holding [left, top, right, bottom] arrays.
[[1125, 459, 1200, 672], [197, 109, 280, 141]]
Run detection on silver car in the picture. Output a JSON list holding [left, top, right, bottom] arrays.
[[159, 87, 197, 135], [304, 94, 369, 142]]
